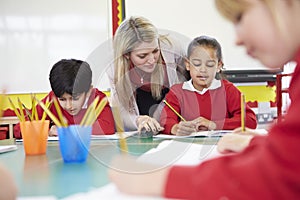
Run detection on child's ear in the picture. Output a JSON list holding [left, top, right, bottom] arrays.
[[123, 54, 129, 60], [217, 60, 223, 72], [184, 57, 191, 71]]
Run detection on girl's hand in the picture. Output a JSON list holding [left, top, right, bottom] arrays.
[[171, 121, 198, 136], [136, 115, 164, 135], [217, 133, 254, 153], [48, 125, 58, 136], [232, 127, 260, 136], [193, 117, 217, 131]]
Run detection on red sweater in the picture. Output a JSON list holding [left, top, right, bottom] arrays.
[[160, 79, 257, 134], [164, 50, 300, 199], [37, 88, 115, 135]]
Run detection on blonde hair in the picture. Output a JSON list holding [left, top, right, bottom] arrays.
[[113, 16, 170, 111], [215, 0, 284, 29]]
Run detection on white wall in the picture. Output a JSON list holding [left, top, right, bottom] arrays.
[[0, 0, 268, 94], [0, 0, 111, 93], [125, 0, 265, 70]]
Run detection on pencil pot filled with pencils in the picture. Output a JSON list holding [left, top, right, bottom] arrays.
[[8, 95, 50, 155], [57, 125, 92, 163], [20, 120, 50, 155]]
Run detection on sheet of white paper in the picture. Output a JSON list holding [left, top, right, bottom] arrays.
[[154, 130, 232, 139], [91, 131, 138, 140], [138, 140, 222, 166], [0, 145, 18, 153], [16, 131, 138, 142], [154, 128, 268, 139]]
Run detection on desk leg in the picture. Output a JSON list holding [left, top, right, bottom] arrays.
[[9, 124, 13, 139]]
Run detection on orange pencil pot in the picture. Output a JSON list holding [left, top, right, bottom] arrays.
[[20, 120, 49, 155]]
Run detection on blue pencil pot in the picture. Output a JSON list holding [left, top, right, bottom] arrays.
[[57, 125, 92, 163]]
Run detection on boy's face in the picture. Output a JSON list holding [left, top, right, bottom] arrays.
[[57, 92, 87, 116], [185, 46, 222, 91]]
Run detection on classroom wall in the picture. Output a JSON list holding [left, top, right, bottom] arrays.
[[0, 0, 111, 94], [125, 0, 266, 70], [1, 0, 276, 109]]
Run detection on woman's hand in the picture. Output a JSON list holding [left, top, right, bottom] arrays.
[[171, 121, 198, 136], [136, 115, 164, 135], [108, 155, 169, 196], [48, 125, 58, 136]]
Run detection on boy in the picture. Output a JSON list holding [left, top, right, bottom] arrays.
[[15, 59, 115, 137]]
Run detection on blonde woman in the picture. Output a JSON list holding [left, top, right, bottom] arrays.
[[107, 16, 188, 134], [109, 0, 300, 199]]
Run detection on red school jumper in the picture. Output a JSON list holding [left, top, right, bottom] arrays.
[[160, 79, 257, 134], [164, 50, 300, 199], [36, 88, 115, 135]]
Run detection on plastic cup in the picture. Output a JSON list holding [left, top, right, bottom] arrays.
[[139, 129, 153, 138], [57, 125, 92, 163], [20, 120, 49, 155]]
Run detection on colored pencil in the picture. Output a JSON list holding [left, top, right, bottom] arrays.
[[80, 96, 99, 126], [8, 98, 23, 122], [241, 93, 246, 132], [37, 99, 62, 127], [163, 100, 186, 121], [53, 97, 67, 127], [111, 106, 128, 154]]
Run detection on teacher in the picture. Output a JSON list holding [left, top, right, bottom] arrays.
[[107, 16, 189, 134]]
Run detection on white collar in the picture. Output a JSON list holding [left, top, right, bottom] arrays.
[[82, 95, 89, 109], [182, 79, 222, 94]]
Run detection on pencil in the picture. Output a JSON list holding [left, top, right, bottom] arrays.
[[8, 98, 23, 122], [41, 98, 51, 121], [22, 103, 33, 121], [31, 94, 39, 120], [111, 106, 128, 154], [37, 99, 62, 127], [84, 97, 108, 126], [163, 100, 186, 121], [53, 97, 67, 127], [80, 96, 99, 126], [241, 93, 246, 132]]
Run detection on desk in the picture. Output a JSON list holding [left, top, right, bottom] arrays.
[[0, 116, 19, 139], [0, 136, 219, 198]]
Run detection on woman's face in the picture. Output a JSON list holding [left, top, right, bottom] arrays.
[[129, 39, 160, 73], [186, 46, 222, 91], [234, 0, 297, 68]]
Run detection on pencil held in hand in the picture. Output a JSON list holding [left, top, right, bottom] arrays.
[[240, 93, 246, 132], [163, 100, 186, 121]]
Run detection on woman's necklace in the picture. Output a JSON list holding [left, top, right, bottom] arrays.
[[135, 68, 146, 84]]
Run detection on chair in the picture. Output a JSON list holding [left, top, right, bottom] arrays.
[[276, 73, 293, 122]]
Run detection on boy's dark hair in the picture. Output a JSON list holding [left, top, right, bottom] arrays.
[[49, 59, 92, 97]]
